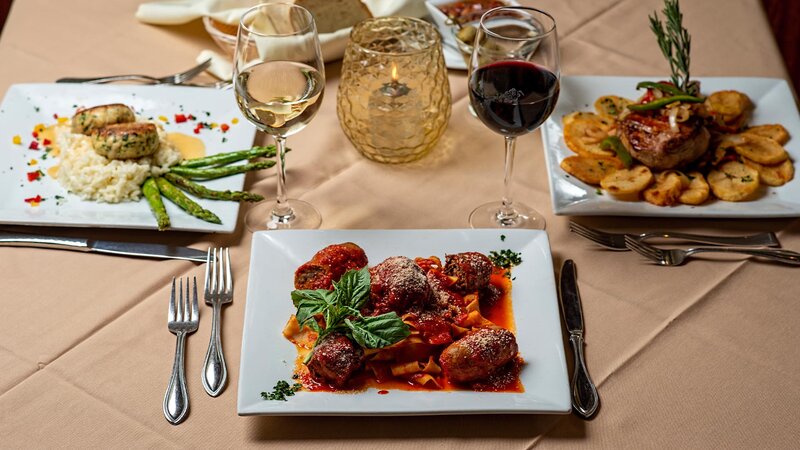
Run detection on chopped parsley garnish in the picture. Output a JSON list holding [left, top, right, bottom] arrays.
[[488, 249, 523, 269], [500, 234, 506, 242], [261, 380, 302, 401]]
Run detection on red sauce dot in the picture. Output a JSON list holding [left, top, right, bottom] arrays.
[[377, 390, 389, 395]]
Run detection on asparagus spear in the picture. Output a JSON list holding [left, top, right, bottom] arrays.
[[155, 177, 222, 224], [142, 177, 170, 230], [164, 172, 264, 202], [179, 146, 277, 168], [169, 160, 276, 180]]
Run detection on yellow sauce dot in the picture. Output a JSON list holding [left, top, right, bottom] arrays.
[[158, 115, 169, 122], [12, 135, 21, 145], [231, 118, 239, 124], [210, 122, 218, 129], [34, 123, 45, 133], [167, 132, 206, 160], [29, 159, 38, 166], [47, 165, 60, 178], [57, 117, 69, 124]]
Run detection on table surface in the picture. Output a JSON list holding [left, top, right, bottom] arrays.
[[2, 0, 800, 448]]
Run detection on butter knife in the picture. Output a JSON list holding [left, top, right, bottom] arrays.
[[559, 259, 600, 418], [0, 232, 207, 262]]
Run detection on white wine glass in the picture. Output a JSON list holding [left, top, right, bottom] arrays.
[[234, 3, 325, 230], [467, 7, 560, 229]]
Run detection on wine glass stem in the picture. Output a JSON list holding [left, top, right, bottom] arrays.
[[273, 136, 292, 219], [499, 135, 518, 222]]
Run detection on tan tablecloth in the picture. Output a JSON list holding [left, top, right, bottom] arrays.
[[2, 0, 800, 448]]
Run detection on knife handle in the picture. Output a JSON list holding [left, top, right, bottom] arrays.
[[0, 232, 91, 251], [569, 333, 599, 418]]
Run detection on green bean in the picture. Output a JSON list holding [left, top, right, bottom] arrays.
[[155, 177, 221, 224], [169, 160, 276, 180], [142, 177, 170, 230], [164, 172, 264, 202], [635, 81, 688, 96], [627, 95, 705, 111], [179, 145, 277, 168]]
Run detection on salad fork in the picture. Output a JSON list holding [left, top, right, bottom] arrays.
[[56, 59, 211, 85], [164, 277, 199, 425], [623, 235, 800, 266], [202, 248, 232, 397], [569, 221, 780, 251]]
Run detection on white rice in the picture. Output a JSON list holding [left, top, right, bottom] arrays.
[[56, 120, 182, 203]]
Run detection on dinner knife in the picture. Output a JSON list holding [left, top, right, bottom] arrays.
[[0, 232, 207, 262], [559, 259, 600, 418]]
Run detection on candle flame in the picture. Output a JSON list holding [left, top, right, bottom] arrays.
[[391, 63, 398, 83]]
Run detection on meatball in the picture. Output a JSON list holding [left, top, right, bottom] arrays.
[[306, 333, 364, 387], [91, 122, 160, 159], [426, 271, 465, 319], [439, 327, 518, 383], [367, 256, 432, 315], [294, 242, 368, 290], [71, 103, 136, 135], [619, 112, 710, 170], [444, 252, 493, 292]]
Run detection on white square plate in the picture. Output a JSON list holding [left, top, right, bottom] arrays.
[[238, 229, 570, 416], [541, 76, 800, 217], [0, 84, 256, 232]]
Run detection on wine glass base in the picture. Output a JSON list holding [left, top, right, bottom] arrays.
[[469, 201, 546, 230], [245, 199, 322, 231]]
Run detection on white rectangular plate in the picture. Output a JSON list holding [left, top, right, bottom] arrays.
[[238, 229, 570, 416], [542, 76, 800, 217], [0, 84, 257, 232]]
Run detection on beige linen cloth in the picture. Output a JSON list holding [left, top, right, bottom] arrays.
[[1, 0, 800, 449]]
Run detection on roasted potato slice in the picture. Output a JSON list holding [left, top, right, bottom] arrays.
[[562, 111, 607, 126], [560, 155, 624, 185], [679, 171, 710, 205], [731, 134, 788, 165], [563, 113, 615, 158], [600, 165, 654, 195], [743, 124, 790, 145], [707, 161, 760, 201], [743, 158, 795, 186], [643, 171, 690, 206], [705, 90, 752, 121], [594, 95, 632, 119]]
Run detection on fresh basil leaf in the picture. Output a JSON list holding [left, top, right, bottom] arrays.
[[345, 313, 410, 349], [333, 268, 371, 310], [291, 289, 333, 307], [293, 297, 327, 326]]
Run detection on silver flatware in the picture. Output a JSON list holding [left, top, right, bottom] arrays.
[[202, 248, 232, 397], [0, 232, 208, 262], [624, 236, 800, 266], [559, 259, 600, 419], [569, 221, 780, 251], [56, 59, 211, 85], [164, 277, 199, 425]]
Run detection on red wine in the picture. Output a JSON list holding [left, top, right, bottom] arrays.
[[469, 61, 560, 136]]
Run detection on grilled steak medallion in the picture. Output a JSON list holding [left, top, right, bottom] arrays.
[[619, 112, 710, 170]]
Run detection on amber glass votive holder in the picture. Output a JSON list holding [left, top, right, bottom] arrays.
[[337, 17, 452, 164]]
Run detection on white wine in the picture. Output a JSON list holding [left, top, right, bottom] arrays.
[[235, 61, 324, 137]]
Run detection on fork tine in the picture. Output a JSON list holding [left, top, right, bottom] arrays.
[[185, 277, 192, 322], [224, 248, 232, 294], [213, 248, 220, 294], [204, 248, 212, 295], [570, 226, 609, 247], [625, 236, 660, 259], [174, 58, 211, 83], [192, 277, 199, 322], [169, 277, 177, 323]]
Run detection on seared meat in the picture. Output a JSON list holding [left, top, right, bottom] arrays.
[[426, 271, 465, 319], [619, 112, 710, 170], [71, 103, 136, 135], [444, 252, 493, 293], [367, 256, 432, 315], [306, 333, 364, 387], [439, 327, 518, 383], [294, 242, 368, 290], [90, 122, 160, 159]]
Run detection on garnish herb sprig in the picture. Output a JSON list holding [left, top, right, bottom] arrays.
[[488, 249, 523, 269], [649, 0, 697, 96], [261, 380, 302, 401], [291, 268, 410, 363]]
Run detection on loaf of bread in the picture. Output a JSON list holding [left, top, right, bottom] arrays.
[[294, 0, 372, 33]]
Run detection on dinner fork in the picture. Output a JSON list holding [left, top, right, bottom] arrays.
[[56, 59, 211, 85], [164, 277, 199, 425], [569, 221, 780, 251], [623, 235, 800, 266], [202, 248, 232, 397]]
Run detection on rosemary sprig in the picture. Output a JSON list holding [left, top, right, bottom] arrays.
[[649, 0, 697, 95]]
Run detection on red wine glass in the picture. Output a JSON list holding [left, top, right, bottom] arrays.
[[467, 7, 559, 229]]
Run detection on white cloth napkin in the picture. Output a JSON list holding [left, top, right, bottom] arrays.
[[137, 0, 428, 67], [136, 0, 427, 26]]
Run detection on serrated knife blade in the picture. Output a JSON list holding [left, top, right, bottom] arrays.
[[0, 232, 207, 262], [559, 259, 599, 419]]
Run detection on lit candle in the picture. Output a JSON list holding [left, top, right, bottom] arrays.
[[380, 63, 410, 98]]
